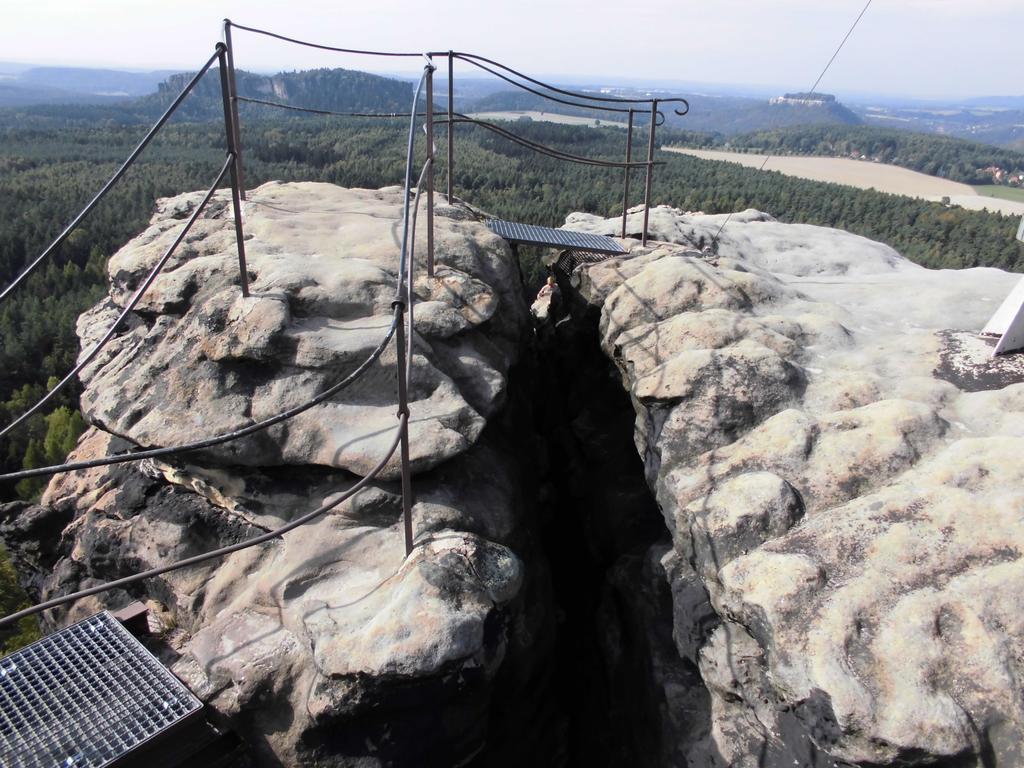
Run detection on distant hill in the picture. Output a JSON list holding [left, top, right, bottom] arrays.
[[0, 67, 425, 126], [138, 66, 415, 120], [850, 102, 1024, 148], [0, 82, 125, 107]]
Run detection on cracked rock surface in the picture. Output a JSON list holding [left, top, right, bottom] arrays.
[[568, 206, 1024, 766]]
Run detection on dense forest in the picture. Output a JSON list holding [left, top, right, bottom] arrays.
[[711, 124, 1024, 185], [1, 105, 1023, 509]]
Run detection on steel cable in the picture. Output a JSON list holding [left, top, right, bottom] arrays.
[[709, 0, 873, 248], [450, 116, 660, 169], [231, 96, 652, 170], [0, 49, 222, 305], [0, 415, 407, 629], [0, 311, 398, 483], [229, 21, 423, 58], [0, 155, 235, 441], [225, 21, 690, 115], [235, 95, 443, 119], [0, 64, 436, 630], [452, 51, 689, 115], [0, 73, 438, 482], [450, 54, 636, 116], [0, 67, 434, 628]]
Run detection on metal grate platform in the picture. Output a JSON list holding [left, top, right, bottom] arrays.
[[486, 219, 627, 255], [0, 611, 202, 768]]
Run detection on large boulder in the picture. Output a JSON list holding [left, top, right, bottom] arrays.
[[78, 182, 526, 479], [2, 183, 543, 766], [566, 208, 1024, 766]]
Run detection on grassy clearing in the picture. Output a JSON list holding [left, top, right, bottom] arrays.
[[974, 185, 1024, 203]]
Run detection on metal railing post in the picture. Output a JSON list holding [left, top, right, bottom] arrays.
[[217, 44, 251, 297], [222, 20, 246, 200], [447, 50, 454, 204], [394, 300, 415, 556], [642, 99, 658, 247], [621, 108, 635, 238], [426, 57, 436, 277]]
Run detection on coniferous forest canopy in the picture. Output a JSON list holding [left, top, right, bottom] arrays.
[[1, 104, 1023, 511]]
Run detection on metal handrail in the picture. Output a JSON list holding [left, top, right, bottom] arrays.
[[0, 49, 222, 305], [0, 314, 398, 483], [0, 59, 436, 628], [450, 51, 690, 114], [226, 96, 654, 170], [227, 21, 423, 58], [226, 21, 690, 240], [448, 116, 662, 169]]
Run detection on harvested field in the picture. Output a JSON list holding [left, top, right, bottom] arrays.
[[467, 111, 626, 129], [667, 148, 1024, 217]]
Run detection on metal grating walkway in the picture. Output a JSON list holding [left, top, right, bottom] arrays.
[[0, 612, 202, 768], [486, 219, 627, 255]]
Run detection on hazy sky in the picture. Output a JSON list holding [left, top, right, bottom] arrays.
[[4, 0, 1021, 100]]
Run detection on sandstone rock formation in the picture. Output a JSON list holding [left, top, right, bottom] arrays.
[[7, 184, 1024, 767], [2, 182, 544, 766], [563, 204, 1024, 766]]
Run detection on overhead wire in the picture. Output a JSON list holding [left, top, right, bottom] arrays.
[[708, 0, 874, 248]]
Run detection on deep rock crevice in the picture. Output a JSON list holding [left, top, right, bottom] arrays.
[[519, 291, 712, 766]]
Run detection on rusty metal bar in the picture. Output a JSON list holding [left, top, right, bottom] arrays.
[[223, 19, 246, 200], [425, 56, 436, 277], [447, 50, 454, 203], [642, 99, 658, 246], [621, 108, 635, 238], [394, 297, 414, 556], [217, 45, 251, 297]]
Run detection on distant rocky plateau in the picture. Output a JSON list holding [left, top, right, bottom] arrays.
[[4, 182, 1024, 767]]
